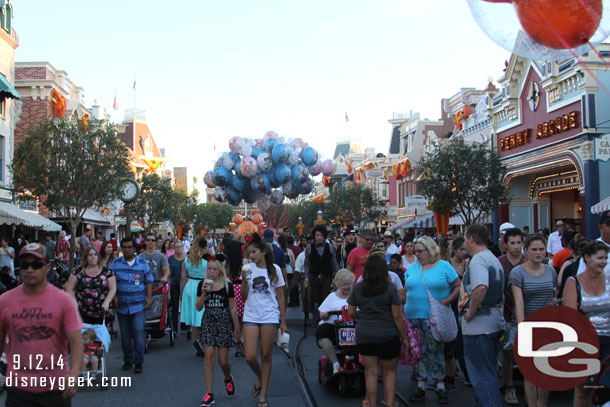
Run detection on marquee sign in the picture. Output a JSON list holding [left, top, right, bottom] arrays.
[[499, 111, 579, 152]]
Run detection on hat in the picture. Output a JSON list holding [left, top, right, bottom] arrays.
[[499, 222, 515, 233], [556, 220, 564, 226], [600, 210, 610, 225], [58, 230, 66, 237], [384, 231, 392, 237], [263, 228, 275, 242], [18, 243, 48, 261]]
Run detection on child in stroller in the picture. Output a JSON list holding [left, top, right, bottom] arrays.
[[81, 329, 101, 379]]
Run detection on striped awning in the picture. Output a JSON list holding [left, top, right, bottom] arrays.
[[390, 216, 417, 231], [592, 196, 610, 214], [449, 211, 493, 225], [410, 213, 436, 228], [0, 202, 62, 231]]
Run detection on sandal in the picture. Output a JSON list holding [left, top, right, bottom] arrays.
[[251, 383, 262, 398], [258, 402, 269, 407]]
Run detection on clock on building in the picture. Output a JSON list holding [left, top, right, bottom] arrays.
[[120, 179, 140, 203]]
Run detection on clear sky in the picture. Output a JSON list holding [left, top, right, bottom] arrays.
[[15, 0, 509, 195]]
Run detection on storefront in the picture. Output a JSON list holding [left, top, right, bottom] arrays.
[[491, 55, 598, 235]]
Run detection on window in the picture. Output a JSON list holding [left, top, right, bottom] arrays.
[[0, 100, 5, 118], [3, 4, 9, 34], [144, 138, 153, 157]]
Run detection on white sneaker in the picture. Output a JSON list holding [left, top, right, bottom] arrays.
[[504, 387, 519, 405]]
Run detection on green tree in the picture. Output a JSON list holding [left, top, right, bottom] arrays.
[[417, 141, 510, 226], [11, 117, 131, 269], [131, 172, 175, 231], [328, 183, 384, 229], [193, 202, 234, 234], [171, 188, 199, 235]]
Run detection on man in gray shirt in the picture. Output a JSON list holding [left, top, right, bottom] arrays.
[[79, 229, 92, 256], [138, 232, 169, 283], [460, 224, 504, 407]]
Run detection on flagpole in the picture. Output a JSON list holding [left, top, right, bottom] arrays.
[[133, 75, 137, 114]]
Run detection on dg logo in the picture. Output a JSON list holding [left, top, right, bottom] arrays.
[[514, 305, 600, 391]]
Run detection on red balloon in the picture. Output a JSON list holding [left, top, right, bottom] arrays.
[[484, 0, 602, 49]]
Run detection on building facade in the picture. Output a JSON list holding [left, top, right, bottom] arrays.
[[490, 47, 610, 237]]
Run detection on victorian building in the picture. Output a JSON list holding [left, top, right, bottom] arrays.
[[490, 45, 610, 237]]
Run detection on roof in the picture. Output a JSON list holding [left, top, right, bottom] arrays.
[[119, 121, 164, 160], [388, 125, 401, 155], [0, 202, 61, 231], [333, 143, 350, 160]]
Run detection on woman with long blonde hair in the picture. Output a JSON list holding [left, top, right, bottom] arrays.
[[196, 255, 240, 406], [180, 236, 209, 356]]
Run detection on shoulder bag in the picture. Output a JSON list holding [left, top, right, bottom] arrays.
[[421, 268, 458, 343]]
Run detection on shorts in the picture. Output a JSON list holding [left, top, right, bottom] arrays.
[[315, 323, 337, 347], [356, 336, 401, 360], [242, 322, 279, 328], [6, 388, 71, 407]]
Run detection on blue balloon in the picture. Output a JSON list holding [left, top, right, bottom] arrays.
[[243, 184, 256, 204], [251, 145, 262, 158], [299, 178, 313, 195], [250, 173, 270, 194], [301, 146, 318, 167], [231, 175, 248, 192], [229, 152, 240, 164], [264, 139, 280, 153], [291, 164, 308, 183], [272, 143, 289, 164], [233, 156, 242, 175], [212, 167, 233, 187], [274, 164, 291, 185], [267, 169, 280, 188], [226, 188, 242, 206]]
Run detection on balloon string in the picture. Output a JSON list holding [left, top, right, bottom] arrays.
[[528, 5, 610, 98]]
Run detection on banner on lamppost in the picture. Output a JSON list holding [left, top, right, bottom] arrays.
[[595, 133, 610, 162]]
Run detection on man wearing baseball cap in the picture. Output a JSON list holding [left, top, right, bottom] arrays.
[[577, 210, 610, 276], [490, 222, 515, 257], [0, 243, 83, 405], [547, 220, 565, 256]]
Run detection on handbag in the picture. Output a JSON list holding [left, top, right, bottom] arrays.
[[421, 268, 458, 343], [398, 315, 422, 366]]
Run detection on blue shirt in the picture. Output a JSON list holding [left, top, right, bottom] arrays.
[[271, 243, 286, 269], [404, 260, 458, 319], [111, 256, 153, 315]]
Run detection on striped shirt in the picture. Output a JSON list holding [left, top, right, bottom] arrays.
[[111, 256, 153, 314], [508, 264, 557, 323]]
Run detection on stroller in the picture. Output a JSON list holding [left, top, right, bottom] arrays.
[[145, 281, 175, 352], [317, 306, 365, 397], [79, 325, 110, 391]]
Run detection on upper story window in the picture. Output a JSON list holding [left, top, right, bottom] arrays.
[[406, 133, 414, 153], [0, 2, 11, 34], [144, 138, 153, 157]]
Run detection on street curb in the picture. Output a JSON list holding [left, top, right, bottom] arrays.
[[292, 333, 318, 407]]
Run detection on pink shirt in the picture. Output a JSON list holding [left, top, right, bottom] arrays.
[[346, 245, 372, 282], [0, 284, 83, 393]]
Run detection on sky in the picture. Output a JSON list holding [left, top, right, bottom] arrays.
[[15, 0, 509, 196]]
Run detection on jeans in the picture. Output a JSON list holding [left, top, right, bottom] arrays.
[[463, 331, 503, 407], [117, 309, 147, 365], [170, 284, 180, 333]]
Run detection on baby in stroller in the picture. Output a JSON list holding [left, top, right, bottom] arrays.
[[81, 329, 102, 379]]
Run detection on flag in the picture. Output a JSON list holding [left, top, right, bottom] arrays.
[[113, 93, 118, 110], [213, 141, 216, 151], [133, 79, 136, 91], [345, 112, 349, 122]]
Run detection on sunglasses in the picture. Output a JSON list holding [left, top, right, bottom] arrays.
[[146, 239, 156, 242], [18, 260, 48, 270]]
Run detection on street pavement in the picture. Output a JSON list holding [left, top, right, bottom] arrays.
[[0, 305, 578, 407]]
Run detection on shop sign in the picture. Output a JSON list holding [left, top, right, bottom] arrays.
[[499, 111, 579, 151], [595, 133, 610, 162], [403, 195, 430, 216], [365, 169, 385, 179]]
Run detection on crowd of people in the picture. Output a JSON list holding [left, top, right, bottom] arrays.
[[0, 208, 609, 407]]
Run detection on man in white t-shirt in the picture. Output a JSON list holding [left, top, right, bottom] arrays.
[[577, 210, 610, 275], [547, 220, 565, 256]]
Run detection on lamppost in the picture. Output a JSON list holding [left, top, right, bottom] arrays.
[[297, 217, 304, 236]]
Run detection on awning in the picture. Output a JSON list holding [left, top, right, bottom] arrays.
[[449, 211, 493, 225], [390, 216, 417, 231], [0, 202, 61, 230], [0, 73, 20, 100], [592, 196, 610, 214], [394, 213, 436, 230], [82, 209, 111, 226]]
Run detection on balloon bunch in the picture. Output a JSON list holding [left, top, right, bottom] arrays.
[[468, 0, 610, 60], [204, 131, 337, 207]]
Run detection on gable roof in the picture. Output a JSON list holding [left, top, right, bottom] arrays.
[[333, 143, 350, 160]]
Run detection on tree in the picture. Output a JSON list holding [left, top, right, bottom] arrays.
[[328, 183, 384, 229], [130, 172, 175, 231], [417, 141, 510, 226], [193, 203, 234, 234], [171, 188, 199, 235], [12, 117, 131, 269]]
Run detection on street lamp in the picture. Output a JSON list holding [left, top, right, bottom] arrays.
[[297, 217, 304, 236]]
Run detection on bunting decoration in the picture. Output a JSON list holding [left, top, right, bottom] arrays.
[[50, 89, 66, 117]]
